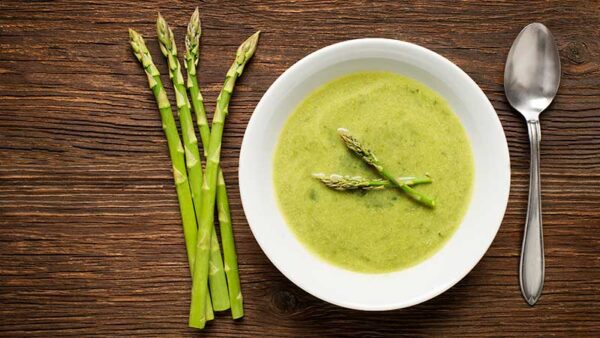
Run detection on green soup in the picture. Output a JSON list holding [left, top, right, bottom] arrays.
[[273, 71, 474, 273]]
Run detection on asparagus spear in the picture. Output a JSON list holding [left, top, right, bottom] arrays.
[[189, 31, 260, 329], [337, 128, 436, 208], [185, 9, 244, 320], [184, 8, 210, 149], [128, 29, 214, 321], [312, 173, 432, 191], [156, 13, 230, 311]]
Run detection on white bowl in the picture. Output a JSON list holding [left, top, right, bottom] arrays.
[[239, 38, 510, 310]]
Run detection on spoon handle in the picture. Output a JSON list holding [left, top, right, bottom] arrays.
[[520, 119, 545, 305]]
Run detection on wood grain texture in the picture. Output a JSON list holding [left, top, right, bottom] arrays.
[[1, 0, 599, 336]]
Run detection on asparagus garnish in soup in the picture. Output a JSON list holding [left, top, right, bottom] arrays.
[[337, 128, 436, 208], [312, 173, 432, 191]]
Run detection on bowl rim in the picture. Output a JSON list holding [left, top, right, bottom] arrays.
[[239, 38, 510, 311]]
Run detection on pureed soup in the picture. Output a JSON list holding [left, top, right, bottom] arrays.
[[273, 71, 474, 273]]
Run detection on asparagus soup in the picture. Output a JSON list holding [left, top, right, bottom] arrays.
[[273, 71, 474, 273]]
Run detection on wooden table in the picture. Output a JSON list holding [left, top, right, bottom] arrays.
[[1, 1, 599, 336]]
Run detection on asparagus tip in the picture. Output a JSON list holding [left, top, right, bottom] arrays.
[[185, 10, 202, 65], [156, 12, 164, 31], [128, 29, 145, 60], [186, 7, 201, 54], [189, 7, 200, 30], [156, 13, 176, 56], [237, 31, 261, 58], [311, 173, 325, 179], [337, 127, 349, 135], [128, 28, 137, 39], [250, 30, 261, 42], [156, 12, 168, 38]]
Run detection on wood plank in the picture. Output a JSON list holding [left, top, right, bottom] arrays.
[[0, 0, 599, 336]]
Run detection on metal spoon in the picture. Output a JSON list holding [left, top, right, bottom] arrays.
[[504, 23, 561, 305]]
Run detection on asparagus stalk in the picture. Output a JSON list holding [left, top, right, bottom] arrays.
[[189, 31, 260, 329], [156, 14, 230, 311], [312, 173, 432, 191], [216, 171, 243, 319], [337, 128, 436, 208], [185, 8, 244, 320], [128, 29, 214, 321]]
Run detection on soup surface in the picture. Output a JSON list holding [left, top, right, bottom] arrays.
[[273, 71, 474, 273]]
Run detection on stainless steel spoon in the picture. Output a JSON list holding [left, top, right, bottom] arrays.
[[504, 23, 561, 305]]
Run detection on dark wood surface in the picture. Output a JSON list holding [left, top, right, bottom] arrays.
[[1, 0, 599, 336]]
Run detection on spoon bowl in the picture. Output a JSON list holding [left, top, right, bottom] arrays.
[[504, 23, 561, 119]]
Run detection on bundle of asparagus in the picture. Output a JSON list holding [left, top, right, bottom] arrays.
[[129, 7, 259, 329], [314, 128, 436, 208]]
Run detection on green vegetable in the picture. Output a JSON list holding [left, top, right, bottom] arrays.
[[156, 13, 230, 311], [189, 31, 260, 329], [128, 29, 214, 321], [216, 171, 243, 319], [185, 8, 244, 320], [337, 128, 436, 208], [312, 173, 432, 191], [184, 8, 210, 149]]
